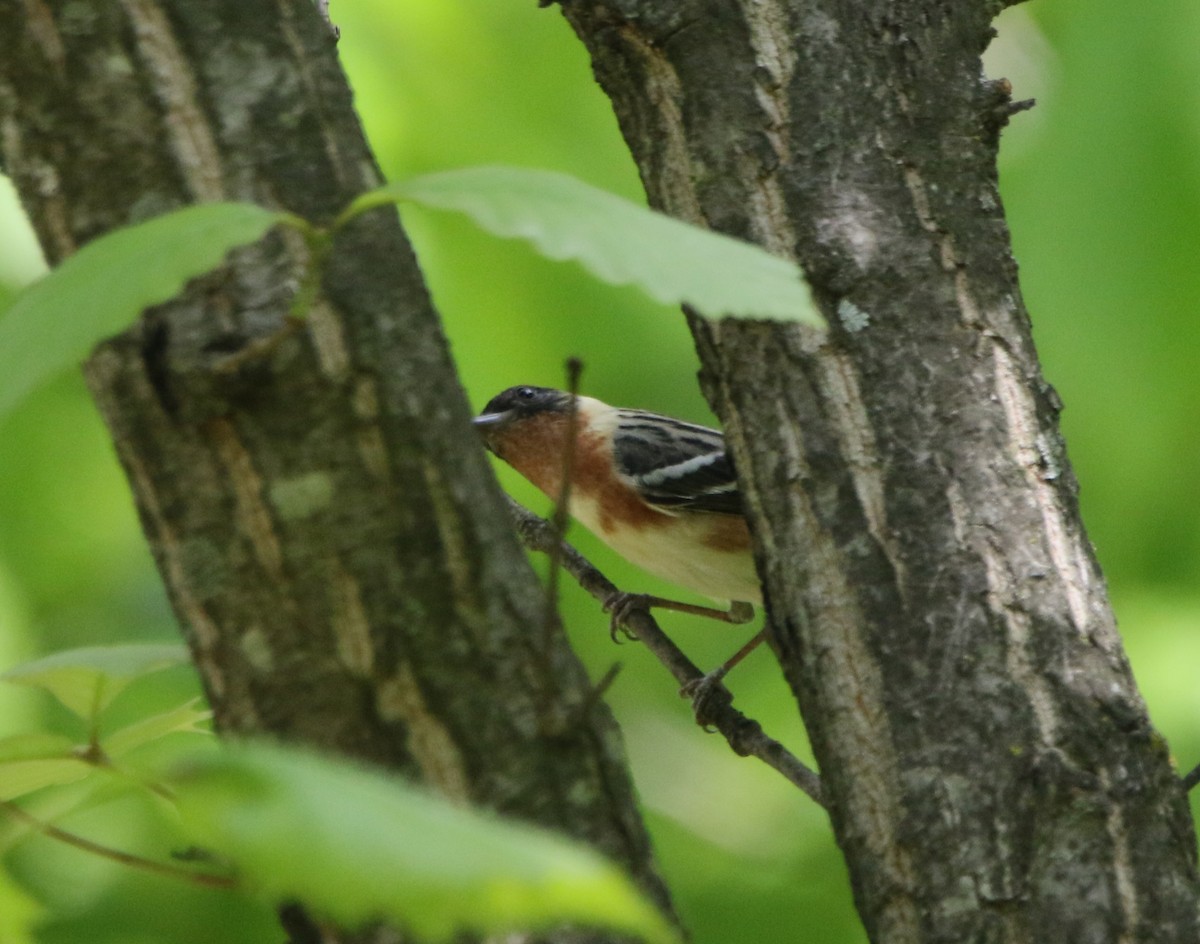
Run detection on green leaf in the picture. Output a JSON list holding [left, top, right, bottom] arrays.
[[0, 733, 92, 800], [0, 733, 77, 764], [0, 758, 94, 802], [0, 735, 93, 801], [171, 742, 678, 943], [1, 644, 190, 721], [103, 698, 212, 758], [346, 166, 823, 325], [0, 202, 294, 421], [0, 864, 41, 944]]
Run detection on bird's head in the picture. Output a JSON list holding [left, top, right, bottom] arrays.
[[472, 386, 573, 456]]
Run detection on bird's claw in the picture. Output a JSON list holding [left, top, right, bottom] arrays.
[[603, 591, 645, 642], [680, 668, 733, 730]]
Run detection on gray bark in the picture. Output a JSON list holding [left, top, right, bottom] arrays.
[[557, 1, 1199, 941], [0, 1, 672, 940]]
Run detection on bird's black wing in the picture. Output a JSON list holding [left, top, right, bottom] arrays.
[[612, 409, 743, 516]]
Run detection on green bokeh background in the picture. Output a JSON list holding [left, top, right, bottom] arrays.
[[1, 1, 1198, 941]]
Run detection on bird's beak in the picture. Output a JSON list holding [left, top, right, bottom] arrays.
[[472, 410, 511, 431], [472, 409, 513, 457]]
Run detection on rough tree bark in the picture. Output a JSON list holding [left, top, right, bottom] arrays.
[[557, 1, 1199, 942], [0, 2, 672, 941]]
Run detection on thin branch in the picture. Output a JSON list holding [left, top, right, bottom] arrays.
[[0, 799, 237, 889], [506, 496, 824, 807], [1181, 761, 1200, 793], [543, 356, 584, 651]]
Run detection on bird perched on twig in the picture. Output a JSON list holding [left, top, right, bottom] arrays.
[[473, 386, 763, 672]]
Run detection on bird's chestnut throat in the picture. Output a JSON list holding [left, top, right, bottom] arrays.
[[489, 414, 669, 533]]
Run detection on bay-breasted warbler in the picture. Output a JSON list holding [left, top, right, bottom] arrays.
[[473, 385, 762, 640]]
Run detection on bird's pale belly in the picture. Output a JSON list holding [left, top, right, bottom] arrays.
[[571, 495, 762, 605]]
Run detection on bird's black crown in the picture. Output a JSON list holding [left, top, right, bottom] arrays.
[[480, 385, 571, 418]]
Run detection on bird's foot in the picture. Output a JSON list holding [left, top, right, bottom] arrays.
[[602, 591, 647, 642], [681, 668, 734, 730]]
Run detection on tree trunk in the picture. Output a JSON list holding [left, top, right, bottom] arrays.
[[558, 1, 1199, 941], [0, 1, 672, 939]]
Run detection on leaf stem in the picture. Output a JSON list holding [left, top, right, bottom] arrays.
[[289, 228, 333, 321], [0, 799, 237, 889]]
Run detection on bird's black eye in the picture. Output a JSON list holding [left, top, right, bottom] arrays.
[[516, 386, 536, 400]]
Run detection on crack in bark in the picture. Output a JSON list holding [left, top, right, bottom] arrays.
[[374, 664, 473, 804], [613, 25, 706, 226], [120, 0, 225, 201], [1100, 766, 1141, 942], [992, 344, 1091, 632], [328, 557, 374, 676], [207, 416, 288, 584]]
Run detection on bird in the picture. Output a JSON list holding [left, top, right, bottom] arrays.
[[473, 385, 765, 681]]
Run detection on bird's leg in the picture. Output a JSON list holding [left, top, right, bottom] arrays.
[[603, 593, 765, 721], [602, 593, 764, 725], [681, 627, 768, 728], [700, 628, 767, 683], [603, 593, 754, 641]]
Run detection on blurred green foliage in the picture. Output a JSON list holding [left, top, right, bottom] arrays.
[[1, 0, 1198, 941]]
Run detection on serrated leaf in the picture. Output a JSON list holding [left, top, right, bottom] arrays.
[[0, 202, 293, 421], [104, 699, 212, 758], [171, 742, 678, 943], [1, 644, 189, 721], [348, 165, 822, 325]]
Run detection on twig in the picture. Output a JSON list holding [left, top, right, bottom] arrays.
[[212, 316, 304, 375], [506, 496, 824, 807], [1182, 761, 1200, 792], [0, 798, 237, 889], [543, 357, 584, 652], [575, 661, 624, 723]]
